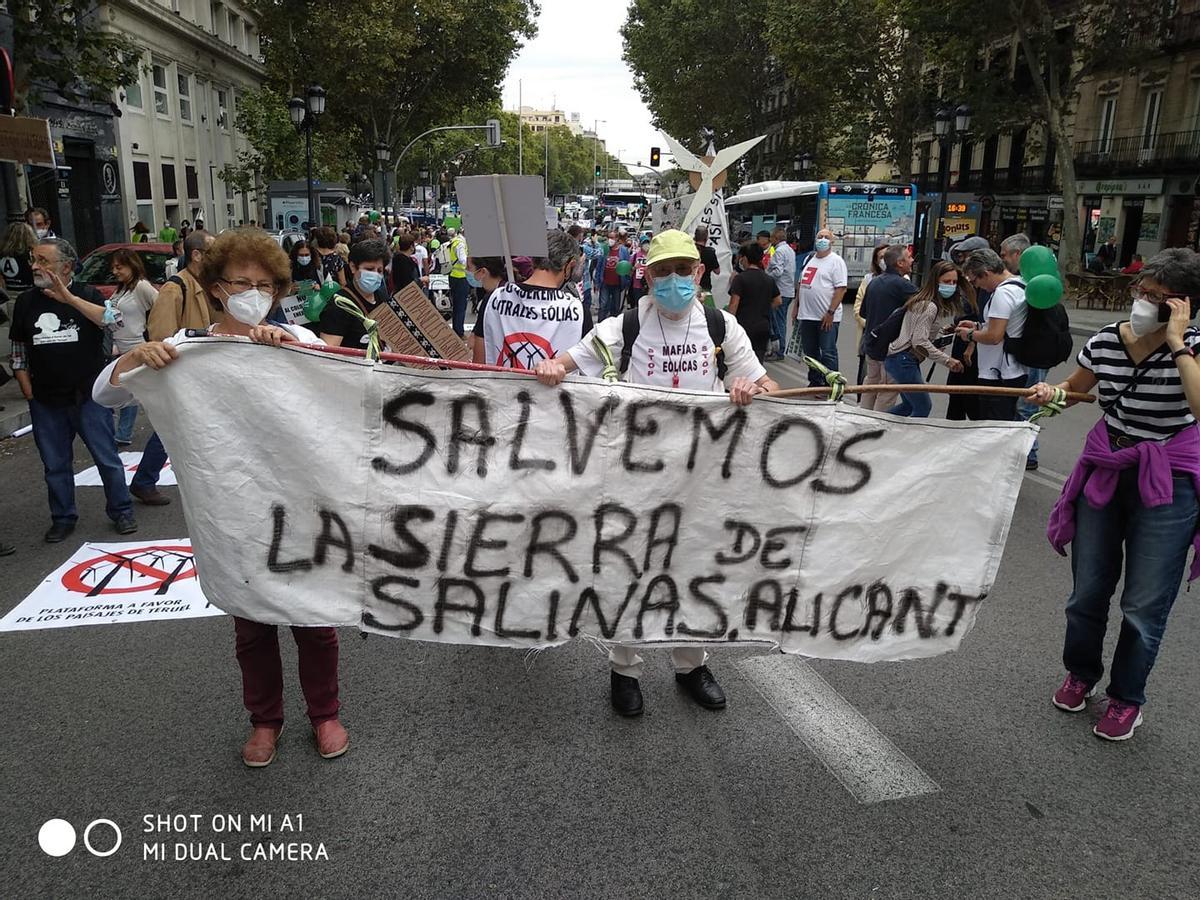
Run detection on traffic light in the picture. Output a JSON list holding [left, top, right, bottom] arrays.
[[485, 118, 501, 147], [650, 146, 660, 167], [594, 164, 602, 179]]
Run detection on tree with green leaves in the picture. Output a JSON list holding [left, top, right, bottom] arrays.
[[247, 0, 538, 184], [9, 1, 141, 114], [622, 0, 776, 173], [219, 88, 361, 195]]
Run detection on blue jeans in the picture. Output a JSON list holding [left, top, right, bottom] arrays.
[[797, 319, 840, 387], [770, 301, 790, 354], [29, 397, 133, 525], [131, 431, 169, 492], [115, 404, 138, 443], [599, 284, 623, 321], [449, 275, 470, 337], [1063, 469, 1199, 705], [1018, 366, 1048, 463], [883, 351, 932, 417]]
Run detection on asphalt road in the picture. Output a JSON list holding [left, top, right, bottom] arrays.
[[2, 320, 1198, 899]]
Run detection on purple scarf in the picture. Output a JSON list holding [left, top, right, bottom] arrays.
[[1047, 419, 1200, 580]]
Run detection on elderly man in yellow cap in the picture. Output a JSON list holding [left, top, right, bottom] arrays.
[[534, 229, 779, 716]]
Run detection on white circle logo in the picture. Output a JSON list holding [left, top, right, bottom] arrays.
[[83, 819, 122, 857], [38, 819, 76, 857]]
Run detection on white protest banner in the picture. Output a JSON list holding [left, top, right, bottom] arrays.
[[0, 540, 222, 632], [124, 339, 1035, 662], [75, 451, 176, 486]]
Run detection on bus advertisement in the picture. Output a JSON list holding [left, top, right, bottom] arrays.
[[725, 181, 917, 287]]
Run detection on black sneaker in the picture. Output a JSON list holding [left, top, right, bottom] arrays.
[[1026, 460, 1039, 471], [114, 514, 138, 535], [610, 672, 644, 717], [675, 665, 727, 710], [44, 522, 76, 543]]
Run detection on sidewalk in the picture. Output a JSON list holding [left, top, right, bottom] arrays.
[[1064, 300, 1127, 338], [0, 312, 28, 437]]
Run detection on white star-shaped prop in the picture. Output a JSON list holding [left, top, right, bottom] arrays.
[[662, 132, 764, 232]]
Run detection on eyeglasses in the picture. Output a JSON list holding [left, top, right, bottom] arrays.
[[649, 261, 696, 278], [1130, 285, 1187, 304], [220, 277, 276, 294]]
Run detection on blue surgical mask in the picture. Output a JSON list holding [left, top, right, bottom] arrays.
[[465, 270, 482, 288], [815, 238, 832, 252], [652, 274, 696, 312], [297, 255, 312, 266], [937, 283, 957, 299], [357, 270, 384, 293]]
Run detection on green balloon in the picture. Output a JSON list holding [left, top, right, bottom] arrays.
[[1026, 273, 1063, 309], [1020, 245, 1058, 282], [616, 259, 633, 276]]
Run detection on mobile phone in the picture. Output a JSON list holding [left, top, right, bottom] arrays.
[[1159, 303, 1172, 323]]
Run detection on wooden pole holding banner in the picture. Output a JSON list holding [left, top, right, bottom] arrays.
[[762, 384, 1096, 404], [491, 175, 517, 284]]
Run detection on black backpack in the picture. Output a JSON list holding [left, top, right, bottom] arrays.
[[865, 305, 908, 362], [1004, 303, 1072, 369], [618, 306, 728, 381]]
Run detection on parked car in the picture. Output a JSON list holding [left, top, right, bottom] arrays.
[[271, 230, 306, 254], [76, 243, 174, 299]]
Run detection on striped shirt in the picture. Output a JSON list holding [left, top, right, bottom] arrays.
[[1079, 323, 1200, 441]]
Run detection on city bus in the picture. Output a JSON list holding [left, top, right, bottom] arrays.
[[724, 181, 917, 287]]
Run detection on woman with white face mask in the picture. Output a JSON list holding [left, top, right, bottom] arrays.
[[92, 228, 346, 768], [1029, 248, 1200, 743], [318, 238, 389, 349]]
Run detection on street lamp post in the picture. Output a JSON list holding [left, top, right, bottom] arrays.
[[375, 142, 391, 227], [418, 167, 429, 220], [921, 104, 972, 282], [793, 152, 813, 179], [287, 85, 326, 228], [592, 119, 605, 220]]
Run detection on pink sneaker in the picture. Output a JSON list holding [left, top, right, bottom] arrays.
[[1093, 700, 1143, 741], [1052, 673, 1096, 712]]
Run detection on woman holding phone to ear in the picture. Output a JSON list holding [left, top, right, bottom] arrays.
[[1029, 248, 1200, 742]]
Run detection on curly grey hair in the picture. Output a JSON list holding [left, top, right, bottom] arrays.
[[1141, 248, 1200, 299], [534, 229, 580, 273], [36, 237, 79, 271]]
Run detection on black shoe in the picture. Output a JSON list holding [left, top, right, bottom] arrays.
[[675, 666, 727, 710], [0, 542, 14, 557], [610, 672, 644, 717], [1026, 460, 1039, 471], [131, 486, 171, 506], [44, 522, 76, 543], [114, 514, 138, 535]]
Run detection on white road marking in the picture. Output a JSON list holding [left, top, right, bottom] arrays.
[[736, 655, 940, 804], [1024, 467, 1068, 491]]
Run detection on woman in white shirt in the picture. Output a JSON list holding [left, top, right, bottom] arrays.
[[107, 248, 160, 445]]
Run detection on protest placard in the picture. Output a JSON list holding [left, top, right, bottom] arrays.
[[123, 339, 1034, 661], [75, 451, 176, 486]]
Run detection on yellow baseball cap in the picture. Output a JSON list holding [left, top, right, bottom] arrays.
[[645, 229, 700, 267]]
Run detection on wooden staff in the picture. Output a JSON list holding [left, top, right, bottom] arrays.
[[290, 342, 535, 376], [761, 383, 1096, 403]]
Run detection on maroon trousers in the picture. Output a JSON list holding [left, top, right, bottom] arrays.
[[233, 617, 340, 729]]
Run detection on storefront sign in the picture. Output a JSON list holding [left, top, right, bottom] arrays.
[[1075, 178, 1164, 196]]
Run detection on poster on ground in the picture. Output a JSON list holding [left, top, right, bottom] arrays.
[[0, 540, 223, 632], [75, 452, 176, 486]]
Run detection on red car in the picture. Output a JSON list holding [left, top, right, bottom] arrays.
[[76, 243, 176, 299]]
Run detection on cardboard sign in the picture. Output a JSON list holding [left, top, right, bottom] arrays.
[[125, 340, 1036, 662], [0, 541, 223, 632], [455, 175, 550, 259], [0, 115, 55, 166], [75, 452, 177, 486], [373, 282, 469, 362], [278, 294, 317, 327]]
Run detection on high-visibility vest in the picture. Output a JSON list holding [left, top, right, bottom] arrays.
[[448, 235, 468, 278]]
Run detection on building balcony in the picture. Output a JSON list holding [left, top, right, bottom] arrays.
[[1164, 10, 1200, 48], [1075, 129, 1200, 176], [991, 169, 1014, 192], [1020, 165, 1059, 192]]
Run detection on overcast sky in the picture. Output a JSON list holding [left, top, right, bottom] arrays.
[[500, 1, 663, 174]]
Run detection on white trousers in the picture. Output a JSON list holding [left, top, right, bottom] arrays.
[[609, 645, 708, 679]]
